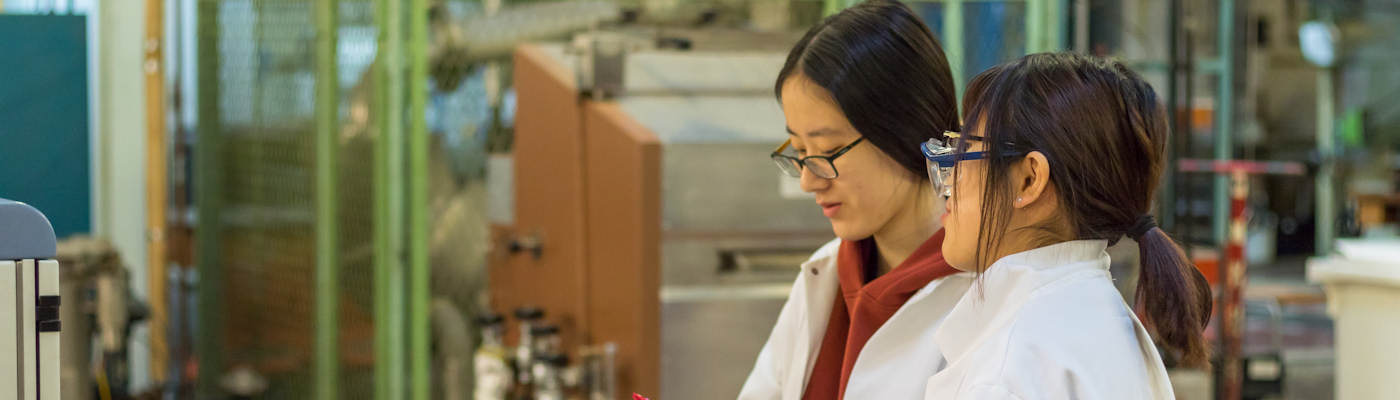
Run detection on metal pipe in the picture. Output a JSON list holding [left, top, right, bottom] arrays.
[[450, 1, 620, 64], [313, 0, 340, 398], [408, 0, 430, 395], [1163, 0, 1181, 234], [1221, 169, 1249, 400], [1213, 0, 1236, 245], [823, 0, 844, 17], [431, 300, 473, 400], [1050, 0, 1067, 50], [1316, 68, 1336, 255], [944, 0, 965, 100], [1183, 13, 1196, 251], [1026, 0, 1044, 53], [375, 0, 407, 397], [194, 0, 224, 396], [1073, 0, 1088, 52]]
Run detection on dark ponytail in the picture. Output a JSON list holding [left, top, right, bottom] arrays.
[[1135, 227, 1213, 367], [960, 53, 1213, 367]]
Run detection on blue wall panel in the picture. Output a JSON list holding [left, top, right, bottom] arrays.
[[0, 14, 91, 238]]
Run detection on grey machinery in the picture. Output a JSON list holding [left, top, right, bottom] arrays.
[[1, 198, 62, 400]]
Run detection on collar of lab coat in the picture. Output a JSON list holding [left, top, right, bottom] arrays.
[[794, 241, 842, 391], [933, 239, 1111, 364], [790, 238, 967, 395]]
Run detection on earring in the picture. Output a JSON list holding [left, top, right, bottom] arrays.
[[1017, 197, 1023, 203]]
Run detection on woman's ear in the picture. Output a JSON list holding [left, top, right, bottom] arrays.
[[1012, 151, 1052, 209]]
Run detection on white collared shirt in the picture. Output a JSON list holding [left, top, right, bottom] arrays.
[[923, 240, 1175, 400]]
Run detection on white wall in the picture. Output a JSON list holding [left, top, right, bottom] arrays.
[[95, 0, 153, 392], [3, 0, 86, 14]]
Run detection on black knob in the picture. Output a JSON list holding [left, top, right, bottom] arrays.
[[530, 324, 560, 336], [514, 306, 544, 320], [476, 312, 504, 326], [535, 352, 569, 367]]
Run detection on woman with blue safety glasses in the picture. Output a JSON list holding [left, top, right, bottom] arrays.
[[920, 53, 1211, 399]]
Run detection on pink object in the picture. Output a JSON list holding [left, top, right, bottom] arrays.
[[632, 393, 651, 400]]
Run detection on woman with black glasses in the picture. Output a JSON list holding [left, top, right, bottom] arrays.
[[740, 1, 969, 399]]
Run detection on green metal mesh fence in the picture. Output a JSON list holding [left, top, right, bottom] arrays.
[[195, 0, 492, 397], [197, 0, 323, 397]]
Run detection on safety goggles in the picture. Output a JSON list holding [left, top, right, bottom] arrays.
[[920, 131, 1027, 197]]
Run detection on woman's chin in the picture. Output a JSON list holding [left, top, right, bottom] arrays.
[[940, 242, 974, 271], [830, 221, 874, 242]]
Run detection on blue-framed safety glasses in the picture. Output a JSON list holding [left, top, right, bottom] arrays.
[[920, 131, 1027, 197]]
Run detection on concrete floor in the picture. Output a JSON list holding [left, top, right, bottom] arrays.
[[1171, 255, 1338, 400], [1251, 256, 1335, 400]]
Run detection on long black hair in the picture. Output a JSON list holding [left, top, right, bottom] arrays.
[[775, 0, 958, 178], [957, 52, 1212, 367]]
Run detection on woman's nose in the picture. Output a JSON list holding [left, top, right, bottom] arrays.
[[798, 166, 829, 193]]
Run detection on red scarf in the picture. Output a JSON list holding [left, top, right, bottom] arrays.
[[802, 229, 959, 399]]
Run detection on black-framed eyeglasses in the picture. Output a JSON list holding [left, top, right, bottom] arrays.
[[770, 137, 866, 179], [920, 131, 1027, 197]]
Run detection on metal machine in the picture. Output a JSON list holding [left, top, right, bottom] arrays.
[[1, 198, 62, 400], [53, 237, 149, 400], [496, 31, 828, 399]]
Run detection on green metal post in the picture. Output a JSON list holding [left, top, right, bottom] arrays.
[[823, 0, 855, 16], [375, 0, 407, 397], [1161, 0, 1181, 234], [1316, 68, 1336, 255], [1049, 0, 1067, 51], [824, 0, 840, 16], [1024, 0, 1068, 53], [1213, 0, 1235, 245], [1026, 0, 1044, 53], [313, 0, 340, 398], [408, 0, 430, 395], [194, 0, 224, 397], [944, 0, 965, 100]]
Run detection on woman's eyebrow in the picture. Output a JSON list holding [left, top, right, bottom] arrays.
[[785, 126, 839, 138]]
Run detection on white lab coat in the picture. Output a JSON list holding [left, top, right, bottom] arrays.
[[923, 240, 1175, 400], [738, 238, 975, 400]]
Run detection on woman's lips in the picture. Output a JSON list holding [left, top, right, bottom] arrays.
[[820, 202, 842, 218]]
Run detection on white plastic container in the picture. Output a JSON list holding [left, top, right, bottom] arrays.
[[1307, 239, 1400, 399]]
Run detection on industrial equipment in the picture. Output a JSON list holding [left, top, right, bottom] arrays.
[[496, 31, 828, 399], [473, 312, 510, 400], [54, 236, 150, 400], [1, 198, 62, 400]]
